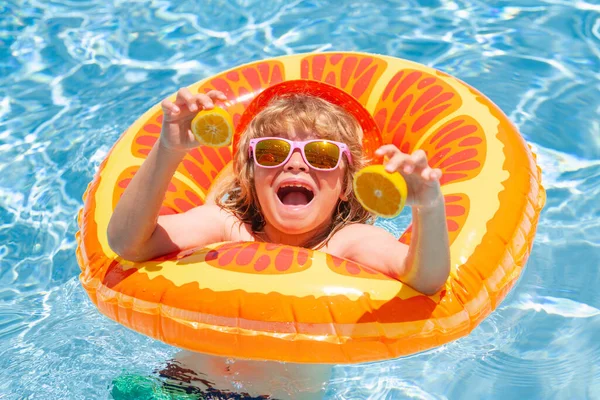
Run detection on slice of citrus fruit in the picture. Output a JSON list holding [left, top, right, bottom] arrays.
[[191, 107, 233, 147], [353, 164, 408, 218]]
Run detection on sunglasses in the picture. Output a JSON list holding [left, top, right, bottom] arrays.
[[248, 137, 352, 171]]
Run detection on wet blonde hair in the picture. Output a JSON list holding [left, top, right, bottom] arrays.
[[215, 94, 374, 249]]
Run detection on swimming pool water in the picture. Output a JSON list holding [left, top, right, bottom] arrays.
[[1, 0, 599, 398]]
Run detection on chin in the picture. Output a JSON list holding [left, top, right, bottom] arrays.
[[261, 203, 330, 238], [267, 208, 320, 234], [273, 218, 319, 235]]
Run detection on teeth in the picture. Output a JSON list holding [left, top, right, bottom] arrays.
[[280, 183, 313, 192]]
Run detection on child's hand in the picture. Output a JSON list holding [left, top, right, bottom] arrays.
[[160, 88, 228, 152], [375, 145, 443, 208]]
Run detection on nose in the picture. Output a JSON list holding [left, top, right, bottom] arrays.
[[283, 149, 308, 172]]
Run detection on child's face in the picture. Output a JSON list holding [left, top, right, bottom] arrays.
[[253, 128, 347, 238]]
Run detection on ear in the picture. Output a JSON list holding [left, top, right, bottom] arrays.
[[339, 179, 351, 202]]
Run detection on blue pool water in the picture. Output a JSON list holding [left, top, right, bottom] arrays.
[[1, 0, 599, 398]]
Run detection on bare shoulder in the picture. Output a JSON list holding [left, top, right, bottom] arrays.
[[156, 203, 250, 247], [326, 223, 409, 277], [218, 207, 254, 241], [184, 204, 252, 239], [331, 223, 396, 241], [177, 203, 229, 225], [326, 223, 397, 255]]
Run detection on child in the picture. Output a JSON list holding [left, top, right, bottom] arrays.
[[107, 83, 450, 296], [107, 82, 451, 399]]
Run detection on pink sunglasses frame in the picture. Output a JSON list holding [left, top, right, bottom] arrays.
[[248, 137, 352, 171]]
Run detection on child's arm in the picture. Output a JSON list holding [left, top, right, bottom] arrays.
[[331, 147, 450, 295], [401, 193, 450, 294], [107, 88, 229, 262]]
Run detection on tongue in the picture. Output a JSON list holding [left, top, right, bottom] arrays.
[[282, 191, 309, 206]]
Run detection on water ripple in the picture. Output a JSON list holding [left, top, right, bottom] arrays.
[[513, 293, 600, 318]]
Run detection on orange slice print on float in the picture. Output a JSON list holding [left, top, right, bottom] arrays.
[[325, 254, 391, 280], [402, 116, 485, 246], [421, 115, 486, 185], [300, 53, 388, 105], [399, 193, 470, 246], [373, 69, 462, 154], [188, 242, 313, 275], [353, 165, 408, 218], [130, 111, 162, 158], [372, 68, 487, 254], [191, 107, 233, 147], [113, 166, 203, 215]]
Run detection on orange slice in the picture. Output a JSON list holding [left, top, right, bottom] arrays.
[[353, 165, 408, 218], [191, 107, 233, 147]]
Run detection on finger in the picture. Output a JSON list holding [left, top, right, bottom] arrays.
[[403, 150, 427, 174], [422, 167, 442, 181], [375, 144, 400, 158], [421, 167, 433, 180], [385, 152, 411, 173], [195, 93, 215, 110], [411, 149, 429, 169], [175, 88, 198, 112], [403, 164, 415, 174], [376, 145, 409, 172], [161, 99, 180, 115], [205, 90, 228, 101]]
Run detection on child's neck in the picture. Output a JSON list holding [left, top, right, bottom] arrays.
[[259, 221, 331, 249]]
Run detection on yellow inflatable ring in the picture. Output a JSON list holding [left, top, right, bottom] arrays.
[[76, 52, 545, 364]]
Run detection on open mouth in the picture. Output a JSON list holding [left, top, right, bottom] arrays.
[[276, 185, 315, 206]]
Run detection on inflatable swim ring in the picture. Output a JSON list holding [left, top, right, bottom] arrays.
[[76, 52, 545, 364]]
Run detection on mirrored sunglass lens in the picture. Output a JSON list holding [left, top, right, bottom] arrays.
[[255, 139, 291, 166], [304, 141, 340, 169]]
